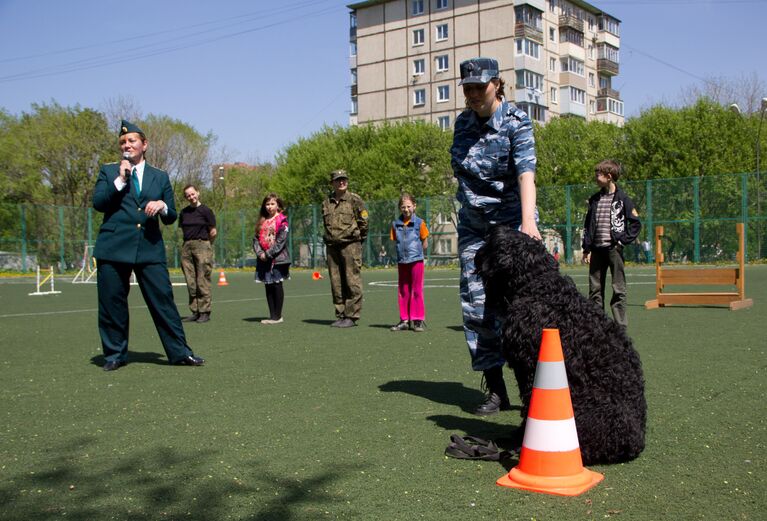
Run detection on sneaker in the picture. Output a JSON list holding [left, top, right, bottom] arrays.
[[182, 313, 200, 322], [473, 392, 512, 416], [390, 320, 410, 331], [195, 313, 210, 323], [261, 318, 284, 324], [330, 318, 346, 327], [412, 320, 425, 332], [335, 318, 356, 328]]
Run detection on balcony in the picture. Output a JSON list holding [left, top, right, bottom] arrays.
[[597, 58, 619, 76], [597, 87, 620, 99], [559, 14, 584, 32], [515, 22, 544, 43], [351, 84, 358, 97]]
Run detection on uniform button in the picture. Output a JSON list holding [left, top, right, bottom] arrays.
[[137, 207, 142, 211], [136, 224, 142, 229]]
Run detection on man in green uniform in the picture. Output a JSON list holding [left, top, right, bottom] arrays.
[[92, 120, 205, 371], [322, 169, 368, 328]]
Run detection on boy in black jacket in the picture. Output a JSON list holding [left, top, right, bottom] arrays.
[[582, 160, 641, 327]]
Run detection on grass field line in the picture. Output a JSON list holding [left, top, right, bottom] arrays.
[[0, 289, 391, 319]]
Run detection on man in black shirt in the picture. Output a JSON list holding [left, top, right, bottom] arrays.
[[179, 184, 217, 323]]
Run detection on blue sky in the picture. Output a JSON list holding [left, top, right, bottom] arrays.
[[0, 0, 765, 163]]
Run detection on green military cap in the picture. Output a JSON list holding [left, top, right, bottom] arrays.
[[330, 169, 349, 181], [119, 119, 145, 137], [459, 57, 499, 85]]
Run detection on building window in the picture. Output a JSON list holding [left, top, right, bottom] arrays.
[[588, 16, 595, 32], [588, 72, 594, 87], [549, 0, 557, 13], [413, 59, 425, 75], [516, 70, 544, 90], [436, 0, 448, 9], [549, 57, 556, 72], [550, 87, 558, 104], [350, 41, 357, 56], [569, 87, 585, 104], [414, 89, 426, 106], [588, 44, 594, 60], [560, 57, 584, 76], [412, 0, 424, 15], [438, 115, 450, 129], [436, 24, 448, 41], [413, 28, 425, 45], [351, 68, 357, 85], [559, 27, 584, 47], [436, 54, 449, 72], [590, 100, 596, 114], [609, 98, 624, 115], [518, 102, 546, 122], [515, 38, 540, 59], [515, 5, 543, 31], [598, 15, 620, 36], [597, 43, 620, 63], [351, 97, 358, 115], [599, 75, 610, 89], [436, 238, 452, 254], [549, 27, 556, 41], [437, 85, 450, 102]]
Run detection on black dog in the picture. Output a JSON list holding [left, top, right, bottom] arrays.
[[475, 226, 646, 465]]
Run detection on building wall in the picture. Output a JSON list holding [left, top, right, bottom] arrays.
[[349, 0, 624, 128]]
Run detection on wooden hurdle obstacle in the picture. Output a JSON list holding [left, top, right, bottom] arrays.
[[645, 223, 753, 310]]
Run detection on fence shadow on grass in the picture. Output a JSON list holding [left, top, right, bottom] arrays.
[[0, 435, 364, 521], [379, 379, 522, 415]]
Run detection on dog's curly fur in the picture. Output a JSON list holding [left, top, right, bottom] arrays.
[[475, 226, 646, 465]]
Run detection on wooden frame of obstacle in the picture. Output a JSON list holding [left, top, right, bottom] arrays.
[[645, 223, 753, 310]]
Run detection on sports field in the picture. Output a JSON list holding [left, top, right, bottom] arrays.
[[1, 265, 764, 520]]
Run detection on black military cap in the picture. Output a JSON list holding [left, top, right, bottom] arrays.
[[459, 57, 499, 85], [119, 120, 145, 137], [330, 169, 349, 181]]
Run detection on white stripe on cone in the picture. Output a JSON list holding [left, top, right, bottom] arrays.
[[522, 417, 581, 452]]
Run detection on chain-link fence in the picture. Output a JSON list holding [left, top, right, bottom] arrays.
[[2, 172, 764, 272]]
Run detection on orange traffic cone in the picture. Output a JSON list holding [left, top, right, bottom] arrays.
[[312, 271, 323, 280], [497, 328, 604, 496], [217, 271, 229, 286]]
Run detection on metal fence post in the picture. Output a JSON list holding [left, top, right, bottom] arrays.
[[58, 206, 66, 271], [693, 176, 700, 263], [565, 185, 573, 263], [311, 204, 318, 269], [240, 209, 246, 268], [287, 206, 293, 264], [646, 180, 654, 264], [742, 173, 749, 262], [20, 204, 28, 272], [424, 196, 431, 264]]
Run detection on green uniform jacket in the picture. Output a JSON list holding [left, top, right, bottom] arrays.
[[322, 191, 368, 245], [92, 162, 177, 264]]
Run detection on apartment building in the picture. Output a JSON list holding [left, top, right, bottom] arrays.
[[347, 0, 624, 130]]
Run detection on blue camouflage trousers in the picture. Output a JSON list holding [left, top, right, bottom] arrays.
[[458, 208, 519, 371]]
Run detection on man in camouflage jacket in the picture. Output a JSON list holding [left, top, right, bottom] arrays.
[[322, 169, 369, 328]]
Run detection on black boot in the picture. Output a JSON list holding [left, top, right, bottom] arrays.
[[473, 366, 512, 416]]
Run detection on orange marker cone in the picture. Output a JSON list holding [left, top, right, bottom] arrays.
[[312, 271, 323, 280], [217, 271, 229, 286], [497, 328, 604, 496]]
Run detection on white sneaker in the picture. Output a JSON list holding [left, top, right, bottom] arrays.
[[261, 318, 283, 324]]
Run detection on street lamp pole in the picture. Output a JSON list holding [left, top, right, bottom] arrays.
[[218, 166, 226, 266]]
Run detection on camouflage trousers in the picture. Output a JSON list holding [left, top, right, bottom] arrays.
[[457, 208, 516, 371], [181, 240, 214, 314], [326, 241, 363, 320]]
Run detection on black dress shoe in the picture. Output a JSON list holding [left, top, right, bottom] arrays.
[[181, 313, 200, 322], [173, 355, 205, 366], [103, 360, 127, 371], [195, 313, 210, 323], [330, 318, 346, 327]]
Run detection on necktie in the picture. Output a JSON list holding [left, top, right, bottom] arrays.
[[132, 168, 140, 195]]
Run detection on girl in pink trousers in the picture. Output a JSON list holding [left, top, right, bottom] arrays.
[[389, 193, 429, 332]]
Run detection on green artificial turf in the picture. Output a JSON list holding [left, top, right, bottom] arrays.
[[0, 266, 764, 520]]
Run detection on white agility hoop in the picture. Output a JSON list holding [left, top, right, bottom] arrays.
[[72, 244, 97, 283]]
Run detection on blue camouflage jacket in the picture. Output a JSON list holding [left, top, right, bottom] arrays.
[[451, 99, 536, 223]]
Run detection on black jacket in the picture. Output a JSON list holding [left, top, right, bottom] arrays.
[[582, 186, 641, 254]]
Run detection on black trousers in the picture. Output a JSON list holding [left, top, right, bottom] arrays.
[[97, 260, 193, 363]]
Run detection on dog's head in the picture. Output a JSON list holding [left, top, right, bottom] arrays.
[[475, 225, 559, 302]]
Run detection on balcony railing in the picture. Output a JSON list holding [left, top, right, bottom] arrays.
[[559, 14, 584, 32], [597, 58, 619, 76], [514, 22, 544, 43], [597, 87, 621, 99]]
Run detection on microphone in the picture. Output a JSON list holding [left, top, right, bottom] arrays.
[[121, 152, 132, 178]]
